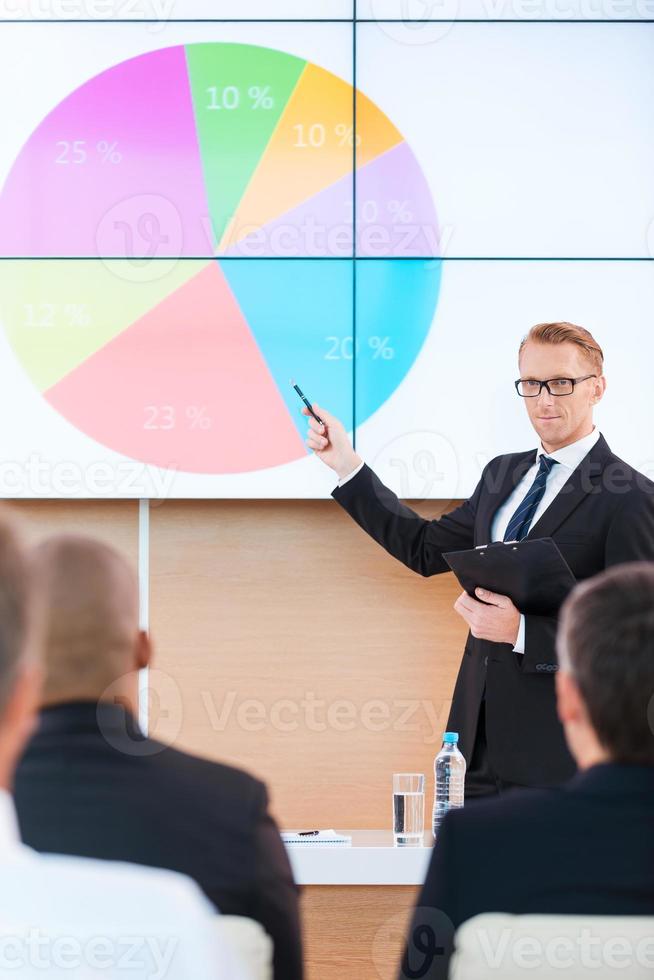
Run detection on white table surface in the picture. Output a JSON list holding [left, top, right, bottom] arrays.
[[283, 830, 433, 885]]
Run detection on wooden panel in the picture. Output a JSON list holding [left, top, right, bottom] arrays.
[[150, 499, 468, 829], [8, 500, 138, 562], [302, 885, 418, 980]]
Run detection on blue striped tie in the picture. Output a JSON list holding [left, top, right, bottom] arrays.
[[503, 454, 558, 542]]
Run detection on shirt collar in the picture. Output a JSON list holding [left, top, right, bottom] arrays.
[[0, 789, 21, 853], [536, 425, 601, 471]]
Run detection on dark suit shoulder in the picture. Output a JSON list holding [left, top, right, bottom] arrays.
[[144, 739, 267, 813], [488, 448, 533, 467], [443, 784, 564, 839], [600, 453, 654, 564], [479, 449, 531, 475], [602, 450, 654, 496], [482, 448, 535, 482], [18, 712, 269, 822]]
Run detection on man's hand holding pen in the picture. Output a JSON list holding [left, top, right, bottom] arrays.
[[302, 403, 362, 480]]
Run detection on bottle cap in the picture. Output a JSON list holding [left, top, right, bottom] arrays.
[[443, 732, 459, 743]]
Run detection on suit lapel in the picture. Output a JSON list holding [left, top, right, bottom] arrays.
[[526, 433, 612, 540], [475, 449, 536, 545]]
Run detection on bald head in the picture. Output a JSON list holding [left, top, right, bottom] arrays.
[[34, 535, 144, 705]]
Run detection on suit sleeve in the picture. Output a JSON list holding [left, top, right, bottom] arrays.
[[249, 783, 303, 980], [398, 814, 459, 980], [332, 462, 486, 577], [521, 613, 559, 673], [521, 482, 654, 673]]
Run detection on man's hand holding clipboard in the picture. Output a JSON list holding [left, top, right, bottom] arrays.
[[452, 585, 524, 646], [443, 538, 576, 643]]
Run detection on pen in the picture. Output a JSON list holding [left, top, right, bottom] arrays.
[[290, 379, 324, 427], [297, 830, 320, 836]]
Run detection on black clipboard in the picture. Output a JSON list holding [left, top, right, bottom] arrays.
[[442, 537, 576, 616]]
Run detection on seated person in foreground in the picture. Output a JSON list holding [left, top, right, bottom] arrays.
[[14, 534, 302, 980], [399, 560, 654, 980], [0, 511, 242, 980]]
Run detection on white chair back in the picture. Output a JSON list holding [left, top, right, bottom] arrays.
[[450, 912, 654, 979], [215, 916, 273, 980]]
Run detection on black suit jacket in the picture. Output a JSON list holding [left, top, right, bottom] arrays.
[[400, 763, 654, 980], [14, 702, 303, 980], [332, 434, 654, 785]]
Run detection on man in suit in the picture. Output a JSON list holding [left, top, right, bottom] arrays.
[[304, 321, 654, 793], [398, 560, 654, 979], [14, 534, 302, 980], [0, 510, 245, 980]]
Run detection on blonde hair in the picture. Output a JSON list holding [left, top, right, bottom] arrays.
[[519, 322, 604, 375]]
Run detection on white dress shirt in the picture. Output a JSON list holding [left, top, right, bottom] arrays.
[[336, 427, 601, 654], [0, 789, 244, 979]]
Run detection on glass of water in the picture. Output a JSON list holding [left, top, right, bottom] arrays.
[[393, 773, 425, 846]]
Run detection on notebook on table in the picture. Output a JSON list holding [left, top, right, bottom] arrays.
[[281, 830, 352, 845]]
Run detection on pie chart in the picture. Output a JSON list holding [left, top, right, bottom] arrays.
[[0, 42, 441, 475]]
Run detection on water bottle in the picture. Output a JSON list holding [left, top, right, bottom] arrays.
[[432, 732, 466, 839]]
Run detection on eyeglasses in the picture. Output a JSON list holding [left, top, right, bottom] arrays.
[[514, 375, 597, 397]]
